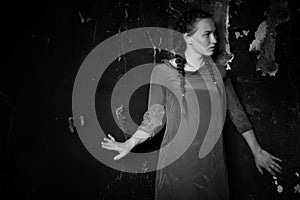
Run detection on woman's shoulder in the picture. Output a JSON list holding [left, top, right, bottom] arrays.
[[154, 59, 177, 72], [149, 59, 177, 80]]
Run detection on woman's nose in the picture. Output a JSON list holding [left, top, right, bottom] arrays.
[[210, 34, 217, 44]]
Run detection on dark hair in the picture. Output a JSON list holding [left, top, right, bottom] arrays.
[[171, 9, 212, 96]]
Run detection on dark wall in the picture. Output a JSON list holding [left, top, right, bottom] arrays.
[[1, 0, 299, 200]]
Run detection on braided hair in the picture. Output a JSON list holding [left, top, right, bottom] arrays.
[[170, 9, 212, 96]]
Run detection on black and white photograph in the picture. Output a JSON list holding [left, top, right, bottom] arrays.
[[1, 0, 299, 199]]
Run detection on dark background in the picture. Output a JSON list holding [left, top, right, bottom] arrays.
[[1, 0, 299, 199]]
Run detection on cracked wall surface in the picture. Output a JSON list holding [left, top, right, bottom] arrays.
[[249, 0, 290, 76], [1, 0, 299, 200]]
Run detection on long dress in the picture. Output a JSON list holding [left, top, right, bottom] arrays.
[[136, 56, 253, 200]]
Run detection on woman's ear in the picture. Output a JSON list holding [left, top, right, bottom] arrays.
[[183, 33, 192, 45]]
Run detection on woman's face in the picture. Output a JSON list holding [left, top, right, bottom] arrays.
[[184, 18, 217, 56]]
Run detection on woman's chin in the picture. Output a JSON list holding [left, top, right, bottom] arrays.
[[196, 51, 213, 57], [205, 51, 214, 56]]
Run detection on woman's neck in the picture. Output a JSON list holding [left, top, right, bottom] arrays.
[[184, 48, 206, 71]]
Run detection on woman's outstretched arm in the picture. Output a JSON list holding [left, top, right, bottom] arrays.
[[101, 64, 167, 160], [225, 74, 282, 176], [125, 130, 151, 150]]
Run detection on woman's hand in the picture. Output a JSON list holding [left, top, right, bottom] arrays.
[[253, 148, 283, 176], [101, 134, 132, 160]]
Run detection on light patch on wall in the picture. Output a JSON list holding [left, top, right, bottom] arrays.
[[249, 1, 290, 76], [115, 104, 129, 135], [295, 184, 300, 194], [212, 1, 233, 70], [277, 185, 283, 193], [249, 21, 277, 76], [235, 0, 243, 6], [249, 21, 268, 51], [225, 3, 233, 70], [235, 29, 250, 39], [78, 11, 92, 23], [243, 30, 250, 36]]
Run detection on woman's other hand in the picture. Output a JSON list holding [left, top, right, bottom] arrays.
[[101, 134, 133, 160], [254, 148, 283, 176]]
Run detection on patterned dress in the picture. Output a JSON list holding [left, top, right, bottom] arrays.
[[136, 56, 252, 200]]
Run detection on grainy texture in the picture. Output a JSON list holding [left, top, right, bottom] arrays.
[[1, 0, 299, 200]]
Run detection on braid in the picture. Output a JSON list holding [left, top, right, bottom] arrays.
[[175, 55, 187, 96], [166, 9, 212, 97]]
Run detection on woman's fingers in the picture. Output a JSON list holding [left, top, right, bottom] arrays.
[[101, 139, 120, 151], [268, 168, 276, 176], [256, 164, 263, 175], [114, 153, 125, 160], [256, 150, 283, 176], [270, 160, 282, 173], [101, 141, 115, 148], [263, 163, 276, 176], [270, 164, 282, 173], [108, 134, 116, 142], [101, 135, 129, 161], [103, 137, 113, 144], [268, 155, 283, 174], [101, 142, 117, 150], [271, 160, 282, 170], [271, 155, 282, 162], [265, 159, 281, 175]]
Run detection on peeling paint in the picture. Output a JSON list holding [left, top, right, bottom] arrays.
[[3, 0, 298, 199], [78, 11, 92, 23], [124, 7, 128, 19], [79, 12, 84, 23], [242, 30, 250, 36], [212, 0, 233, 70], [249, 1, 290, 76], [294, 184, 300, 193], [272, 175, 284, 194], [235, 30, 250, 39], [225, 3, 232, 57], [225, 3, 233, 70], [249, 21, 268, 51], [168, 0, 182, 18], [235, 0, 243, 6], [235, 32, 242, 39], [115, 104, 128, 134], [277, 185, 283, 193]]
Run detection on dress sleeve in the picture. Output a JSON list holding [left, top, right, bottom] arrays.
[[136, 65, 167, 138], [224, 75, 253, 134]]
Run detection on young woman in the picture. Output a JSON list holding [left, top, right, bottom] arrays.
[[101, 9, 282, 200]]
